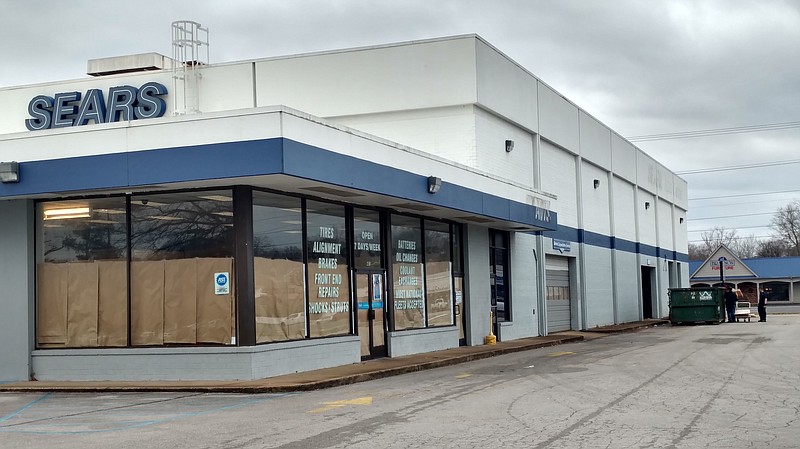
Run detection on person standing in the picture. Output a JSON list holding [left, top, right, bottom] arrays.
[[724, 286, 737, 323], [758, 287, 768, 322]]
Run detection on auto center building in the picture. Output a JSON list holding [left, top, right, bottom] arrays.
[[0, 30, 689, 382]]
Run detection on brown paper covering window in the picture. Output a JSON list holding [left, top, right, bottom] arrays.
[[254, 257, 306, 343], [131, 260, 165, 346], [37, 258, 235, 348], [97, 261, 128, 346], [196, 258, 233, 344], [66, 262, 99, 347], [37, 263, 68, 346], [164, 259, 198, 344], [37, 261, 129, 348]]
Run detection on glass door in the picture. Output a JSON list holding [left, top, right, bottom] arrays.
[[356, 272, 386, 359]]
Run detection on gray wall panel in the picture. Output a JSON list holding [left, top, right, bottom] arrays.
[[582, 245, 615, 327], [614, 250, 640, 323], [0, 200, 34, 382], [502, 233, 539, 340], [464, 225, 491, 346]]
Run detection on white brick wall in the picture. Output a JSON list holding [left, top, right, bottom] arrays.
[[612, 177, 637, 241], [581, 161, 611, 236], [538, 83, 579, 153], [638, 189, 657, 247], [579, 111, 612, 170], [541, 140, 578, 227], [474, 108, 535, 187]]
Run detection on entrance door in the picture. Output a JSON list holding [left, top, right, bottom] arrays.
[[641, 266, 654, 319], [356, 272, 387, 359]]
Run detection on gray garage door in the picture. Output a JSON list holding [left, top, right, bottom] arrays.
[[546, 256, 572, 332]]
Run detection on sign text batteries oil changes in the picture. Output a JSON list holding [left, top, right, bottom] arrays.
[[25, 82, 168, 131]]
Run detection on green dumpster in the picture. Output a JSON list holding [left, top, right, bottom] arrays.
[[668, 287, 725, 325]]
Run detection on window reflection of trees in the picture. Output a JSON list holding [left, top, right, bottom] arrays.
[[253, 192, 303, 262], [41, 199, 127, 263], [130, 194, 234, 260]]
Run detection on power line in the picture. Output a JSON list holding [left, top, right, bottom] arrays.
[[676, 158, 800, 175], [688, 224, 771, 233], [690, 189, 800, 201], [626, 120, 800, 142], [688, 234, 773, 243], [688, 197, 789, 209], [689, 212, 773, 221]]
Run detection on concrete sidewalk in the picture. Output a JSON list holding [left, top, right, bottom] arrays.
[[0, 319, 669, 394]]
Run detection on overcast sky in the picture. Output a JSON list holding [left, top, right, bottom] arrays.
[[2, 0, 799, 247]]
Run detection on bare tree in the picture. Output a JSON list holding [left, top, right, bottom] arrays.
[[757, 239, 787, 258], [732, 234, 759, 259], [688, 242, 708, 261], [771, 200, 800, 256], [697, 226, 738, 256]]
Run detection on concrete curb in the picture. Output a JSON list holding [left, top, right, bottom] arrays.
[[0, 320, 667, 394]]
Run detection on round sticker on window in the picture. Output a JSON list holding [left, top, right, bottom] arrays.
[[215, 272, 230, 295]]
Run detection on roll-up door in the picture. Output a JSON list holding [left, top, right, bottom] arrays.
[[546, 255, 571, 332]]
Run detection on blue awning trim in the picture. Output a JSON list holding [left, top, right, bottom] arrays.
[[0, 137, 557, 230]]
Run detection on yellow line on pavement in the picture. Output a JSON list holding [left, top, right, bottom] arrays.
[[547, 351, 575, 357], [308, 396, 373, 413]]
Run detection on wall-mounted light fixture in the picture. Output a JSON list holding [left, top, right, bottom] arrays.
[[0, 161, 20, 183], [427, 176, 442, 194], [593, 179, 600, 189], [680, 217, 684, 224], [644, 201, 651, 210], [505, 139, 514, 153]]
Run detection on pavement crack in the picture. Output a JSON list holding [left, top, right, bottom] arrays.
[[530, 347, 702, 449]]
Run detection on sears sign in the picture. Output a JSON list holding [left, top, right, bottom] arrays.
[[25, 82, 168, 131]]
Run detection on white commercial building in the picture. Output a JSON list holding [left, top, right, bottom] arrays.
[[0, 29, 688, 382]]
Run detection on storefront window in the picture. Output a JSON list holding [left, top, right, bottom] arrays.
[[452, 224, 463, 275], [490, 229, 510, 322], [391, 215, 425, 330], [253, 192, 305, 343], [306, 200, 351, 337], [353, 208, 382, 269], [36, 198, 128, 348], [425, 220, 453, 327], [130, 191, 235, 346]]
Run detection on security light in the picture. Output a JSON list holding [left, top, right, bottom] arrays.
[[427, 176, 442, 194], [0, 161, 19, 183]]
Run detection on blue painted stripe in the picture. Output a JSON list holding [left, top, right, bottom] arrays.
[[541, 224, 688, 262], [612, 237, 637, 253], [638, 242, 659, 258], [581, 229, 613, 248], [0, 392, 51, 423], [542, 226, 579, 242]]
